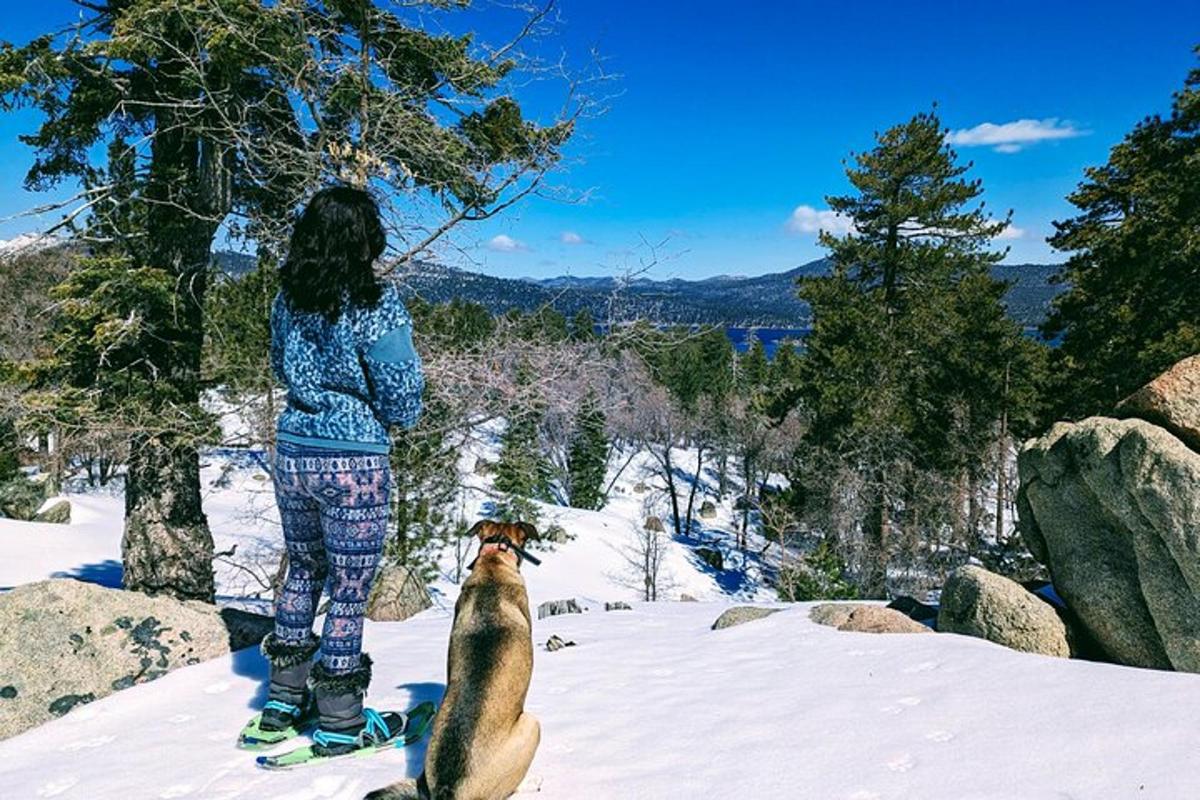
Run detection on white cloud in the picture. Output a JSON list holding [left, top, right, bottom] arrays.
[[487, 234, 528, 252], [786, 205, 855, 236], [560, 231, 585, 245], [996, 223, 1026, 241], [946, 118, 1085, 153]]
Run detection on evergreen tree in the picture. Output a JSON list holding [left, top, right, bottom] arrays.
[[1044, 56, 1200, 419], [566, 393, 609, 510], [494, 411, 550, 499], [797, 109, 1032, 597], [739, 336, 770, 394], [0, 418, 20, 482], [570, 307, 598, 342]]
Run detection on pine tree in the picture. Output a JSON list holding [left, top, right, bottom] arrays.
[[739, 336, 770, 395], [570, 308, 598, 342], [797, 108, 1033, 598], [566, 393, 609, 510], [494, 410, 551, 503], [1044, 56, 1200, 420]]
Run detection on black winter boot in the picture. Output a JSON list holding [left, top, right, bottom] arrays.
[[259, 632, 321, 731], [309, 655, 408, 756]]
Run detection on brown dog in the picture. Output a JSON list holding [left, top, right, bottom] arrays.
[[365, 521, 541, 800]]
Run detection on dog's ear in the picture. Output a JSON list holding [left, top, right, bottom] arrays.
[[514, 521, 539, 547], [466, 520, 490, 540]]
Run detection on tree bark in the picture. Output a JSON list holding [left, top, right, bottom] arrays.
[[121, 103, 229, 601], [682, 444, 705, 537], [862, 472, 890, 599], [123, 435, 215, 602], [995, 361, 1011, 542]]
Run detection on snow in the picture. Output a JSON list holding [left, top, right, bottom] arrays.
[[0, 494, 124, 591], [0, 232, 60, 260], [3, 602, 1200, 799], [4, 446, 1200, 799]]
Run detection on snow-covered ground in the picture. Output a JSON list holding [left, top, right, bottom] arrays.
[[3, 601, 1200, 799], [4, 444, 1200, 799]]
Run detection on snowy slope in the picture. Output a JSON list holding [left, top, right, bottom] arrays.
[[7, 446, 1200, 799], [3, 602, 1200, 799], [0, 494, 124, 591]]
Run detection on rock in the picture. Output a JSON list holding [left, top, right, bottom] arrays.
[[544, 634, 576, 652], [367, 563, 432, 623], [1115, 354, 1200, 452], [712, 606, 781, 630], [810, 604, 931, 634], [643, 516, 665, 532], [537, 598, 582, 620], [808, 603, 855, 628], [632, 482, 648, 494], [0, 476, 46, 521], [679, 593, 699, 602], [695, 547, 724, 571], [937, 566, 1071, 657], [886, 596, 939, 625], [33, 499, 70, 524], [0, 579, 259, 741], [542, 524, 572, 544], [605, 601, 632, 611], [218, 608, 275, 651], [1018, 414, 1200, 671], [698, 501, 718, 519]]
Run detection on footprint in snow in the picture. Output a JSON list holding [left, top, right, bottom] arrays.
[[517, 774, 544, 793], [902, 660, 940, 674], [168, 713, 194, 724], [159, 785, 194, 799], [650, 667, 674, 677], [60, 735, 116, 752], [204, 681, 231, 694], [924, 730, 955, 743], [886, 754, 917, 773], [880, 696, 922, 715], [37, 777, 79, 797]]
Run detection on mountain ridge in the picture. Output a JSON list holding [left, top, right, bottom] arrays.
[[212, 252, 1062, 328]]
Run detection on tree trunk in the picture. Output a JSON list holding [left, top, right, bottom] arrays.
[[862, 472, 890, 599], [122, 435, 215, 602], [122, 113, 229, 602], [682, 444, 705, 537], [658, 445, 683, 537], [995, 361, 1011, 542]]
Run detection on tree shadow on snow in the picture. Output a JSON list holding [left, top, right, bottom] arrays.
[[674, 525, 776, 598], [52, 559, 124, 589]]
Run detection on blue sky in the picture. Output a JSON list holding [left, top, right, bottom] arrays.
[[1, 1, 1198, 279]]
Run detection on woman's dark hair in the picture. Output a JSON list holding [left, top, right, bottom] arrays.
[[279, 185, 386, 320]]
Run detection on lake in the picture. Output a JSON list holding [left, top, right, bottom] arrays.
[[725, 327, 809, 357]]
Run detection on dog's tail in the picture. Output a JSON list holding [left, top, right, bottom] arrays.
[[362, 779, 420, 800]]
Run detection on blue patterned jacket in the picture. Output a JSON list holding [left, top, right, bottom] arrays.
[[270, 284, 424, 454]]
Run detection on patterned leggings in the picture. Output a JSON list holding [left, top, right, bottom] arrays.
[[272, 443, 390, 673]]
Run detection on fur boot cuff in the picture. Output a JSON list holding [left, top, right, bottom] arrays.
[[261, 632, 321, 669], [309, 653, 373, 695]]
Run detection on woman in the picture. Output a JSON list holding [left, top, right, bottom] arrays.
[[240, 186, 423, 758]]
